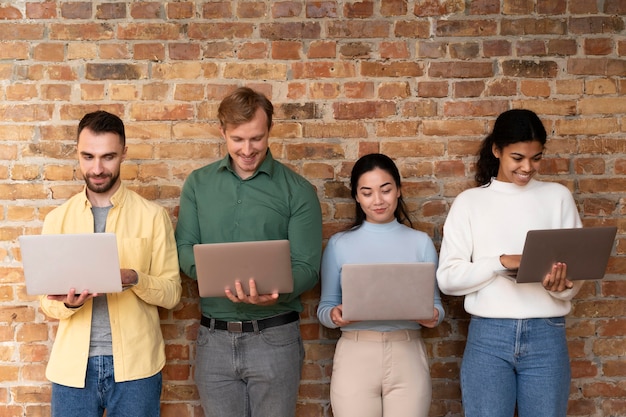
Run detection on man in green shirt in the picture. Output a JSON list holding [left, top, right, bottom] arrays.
[[175, 87, 323, 417]]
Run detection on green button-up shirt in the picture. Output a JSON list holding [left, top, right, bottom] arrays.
[[175, 151, 323, 321]]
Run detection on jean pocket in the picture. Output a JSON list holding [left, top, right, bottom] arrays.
[[544, 316, 566, 328], [259, 321, 301, 347], [197, 325, 210, 346]]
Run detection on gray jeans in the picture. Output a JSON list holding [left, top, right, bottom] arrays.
[[195, 319, 304, 417]]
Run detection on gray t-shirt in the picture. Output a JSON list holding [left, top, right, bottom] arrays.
[[89, 206, 113, 357]]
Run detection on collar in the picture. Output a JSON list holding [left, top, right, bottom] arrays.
[[79, 182, 128, 209]]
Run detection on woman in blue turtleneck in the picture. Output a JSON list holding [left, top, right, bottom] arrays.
[[317, 153, 444, 417]]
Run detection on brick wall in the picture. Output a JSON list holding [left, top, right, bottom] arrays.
[[1, 1, 625, 416]]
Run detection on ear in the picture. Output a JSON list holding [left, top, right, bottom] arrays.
[[121, 146, 128, 162], [219, 126, 226, 139], [492, 143, 500, 159]]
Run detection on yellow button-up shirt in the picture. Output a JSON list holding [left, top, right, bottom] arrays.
[[39, 184, 181, 388]]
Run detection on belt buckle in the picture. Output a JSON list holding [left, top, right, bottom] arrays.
[[227, 321, 243, 333]]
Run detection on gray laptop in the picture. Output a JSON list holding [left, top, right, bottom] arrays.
[[19, 233, 122, 295], [193, 239, 293, 297], [341, 263, 436, 321], [507, 226, 617, 283]]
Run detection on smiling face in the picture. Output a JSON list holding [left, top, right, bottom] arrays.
[[354, 167, 401, 224], [493, 140, 544, 186], [78, 127, 126, 207], [221, 107, 270, 180]]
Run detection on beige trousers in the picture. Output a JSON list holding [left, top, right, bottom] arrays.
[[330, 329, 432, 417]]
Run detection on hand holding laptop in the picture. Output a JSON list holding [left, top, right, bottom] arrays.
[[46, 288, 98, 307], [542, 262, 571, 292], [225, 278, 280, 306], [45, 268, 138, 307]]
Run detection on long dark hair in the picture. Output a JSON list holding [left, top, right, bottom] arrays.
[[349, 153, 413, 229], [475, 109, 547, 186]]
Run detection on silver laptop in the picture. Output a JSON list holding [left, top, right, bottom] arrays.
[[193, 239, 293, 297], [341, 263, 436, 321], [505, 226, 617, 283], [19, 233, 122, 295]]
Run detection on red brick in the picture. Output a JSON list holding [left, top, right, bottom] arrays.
[[60, 2, 92, 19], [309, 82, 340, 99], [501, 18, 566, 36], [605, 0, 626, 13], [307, 40, 336, 58], [569, 16, 625, 34], [547, 39, 578, 56], [236, 2, 266, 18], [0, 4, 24, 20], [271, 41, 301, 60], [429, 61, 493, 78], [436, 19, 497, 37], [418, 81, 448, 98], [502, 0, 534, 14], [166, 2, 194, 19], [169, 43, 201, 60], [130, 2, 161, 19], [521, 80, 551, 97], [327, 20, 390, 38], [454, 80, 485, 98], [26, 2, 57, 19], [414, 0, 465, 16], [0, 23, 45, 40], [417, 41, 448, 58], [381, 0, 408, 16], [344, 1, 374, 18], [134, 43, 166, 61], [260, 22, 321, 39], [395, 20, 431, 38], [584, 38, 614, 56], [50, 23, 113, 40], [380, 41, 410, 59], [272, 2, 303, 18]]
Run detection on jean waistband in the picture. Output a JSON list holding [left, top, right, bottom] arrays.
[[341, 329, 420, 342]]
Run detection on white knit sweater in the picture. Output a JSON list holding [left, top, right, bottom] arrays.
[[437, 178, 583, 318]]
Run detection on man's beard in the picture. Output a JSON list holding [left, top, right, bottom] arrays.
[[84, 172, 119, 194]]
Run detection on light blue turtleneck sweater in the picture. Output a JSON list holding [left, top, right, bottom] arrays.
[[317, 219, 444, 331]]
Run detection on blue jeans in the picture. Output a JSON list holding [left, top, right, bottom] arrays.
[[460, 316, 571, 417], [51, 355, 162, 417], [195, 320, 304, 417]]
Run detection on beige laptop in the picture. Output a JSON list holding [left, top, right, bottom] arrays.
[[19, 233, 123, 295], [341, 263, 436, 321], [193, 239, 293, 297], [505, 226, 617, 283]]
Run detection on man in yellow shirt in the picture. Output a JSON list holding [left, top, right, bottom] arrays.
[[39, 110, 182, 417]]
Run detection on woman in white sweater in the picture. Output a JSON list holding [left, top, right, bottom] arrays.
[[318, 153, 444, 417], [437, 109, 582, 417]]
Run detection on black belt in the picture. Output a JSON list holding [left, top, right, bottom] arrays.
[[200, 311, 299, 333]]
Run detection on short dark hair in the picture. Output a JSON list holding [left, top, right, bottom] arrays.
[[349, 153, 413, 229], [77, 110, 126, 146], [217, 87, 273, 130], [475, 109, 547, 186]]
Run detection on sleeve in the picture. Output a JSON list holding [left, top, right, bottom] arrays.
[[130, 207, 182, 309], [422, 236, 445, 325], [317, 236, 342, 329], [175, 174, 201, 279], [436, 196, 501, 296], [282, 181, 323, 302]]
